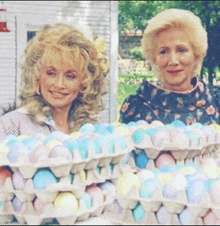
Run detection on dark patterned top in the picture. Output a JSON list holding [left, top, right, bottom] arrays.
[[120, 77, 220, 125]]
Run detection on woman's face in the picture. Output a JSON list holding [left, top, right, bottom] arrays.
[[39, 60, 82, 111], [153, 28, 197, 91]]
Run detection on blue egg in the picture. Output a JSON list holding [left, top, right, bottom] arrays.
[[21, 137, 35, 146], [127, 121, 137, 127], [140, 178, 161, 198], [111, 134, 126, 151], [135, 150, 149, 169], [33, 168, 57, 190], [2, 134, 17, 142], [132, 203, 146, 222], [79, 123, 95, 134], [43, 136, 56, 144], [77, 139, 89, 159], [185, 173, 207, 188], [132, 129, 145, 144], [171, 120, 185, 127], [184, 130, 199, 146], [8, 143, 30, 163], [12, 196, 23, 212], [82, 193, 92, 209], [163, 183, 177, 199], [186, 179, 207, 204], [6, 139, 19, 148], [94, 124, 109, 135], [179, 209, 193, 225], [160, 165, 176, 173], [51, 131, 66, 139], [144, 128, 156, 137], [173, 164, 185, 171], [63, 139, 78, 153], [106, 125, 115, 133]]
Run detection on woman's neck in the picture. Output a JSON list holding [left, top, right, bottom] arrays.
[[161, 82, 194, 93], [51, 108, 71, 134]]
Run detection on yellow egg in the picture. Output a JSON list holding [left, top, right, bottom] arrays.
[[17, 134, 28, 141], [180, 167, 197, 175], [203, 165, 219, 179], [54, 192, 78, 212], [111, 121, 121, 127], [216, 167, 220, 175], [137, 125, 148, 130], [45, 140, 62, 150], [158, 173, 174, 186], [116, 173, 141, 195], [114, 127, 131, 136], [210, 123, 220, 134], [0, 143, 9, 155], [70, 132, 82, 140]]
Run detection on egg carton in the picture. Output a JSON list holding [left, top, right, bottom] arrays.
[[1, 139, 134, 179], [133, 132, 220, 161], [5, 189, 114, 225], [116, 183, 220, 218], [0, 177, 16, 202]]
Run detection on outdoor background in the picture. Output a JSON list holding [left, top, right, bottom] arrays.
[[117, 1, 220, 119]]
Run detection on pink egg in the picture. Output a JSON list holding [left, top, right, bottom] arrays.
[[203, 210, 217, 225], [210, 180, 220, 204], [33, 198, 44, 213], [155, 152, 176, 168], [29, 144, 50, 164], [86, 185, 104, 207]]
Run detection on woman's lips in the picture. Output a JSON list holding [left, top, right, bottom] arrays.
[[167, 70, 183, 75], [49, 91, 68, 97]]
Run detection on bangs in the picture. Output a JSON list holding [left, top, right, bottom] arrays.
[[40, 45, 86, 77]]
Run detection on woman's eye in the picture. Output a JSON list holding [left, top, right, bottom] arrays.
[[66, 73, 76, 79], [178, 47, 186, 53], [160, 49, 168, 54], [47, 71, 56, 76]]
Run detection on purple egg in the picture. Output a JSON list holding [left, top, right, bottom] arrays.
[[8, 143, 30, 163], [156, 206, 169, 224], [12, 196, 23, 212], [12, 171, 27, 190], [49, 145, 72, 160]]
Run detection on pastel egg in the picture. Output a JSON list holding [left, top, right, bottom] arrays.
[[106, 124, 115, 133], [158, 173, 174, 186], [134, 150, 149, 169], [105, 199, 123, 214], [132, 203, 146, 222], [156, 206, 169, 224], [184, 130, 199, 146], [127, 121, 137, 127], [54, 192, 78, 212], [94, 124, 109, 135], [179, 209, 193, 225], [180, 166, 197, 175], [79, 123, 95, 134], [12, 196, 23, 212], [6, 139, 19, 148], [12, 171, 27, 190], [81, 192, 92, 209], [8, 142, 30, 163], [139, 178, 161, 198], [43, 136, 57, 145], [185, 172, 208, 188], [171, 120, 185, 127], [49, 145, 72, 160], [116, 173, 141, 195], [0, 143, 9, 155], [186, 179, 207, 204], [150, 120, 164, 128], [0, 167, 12, 188], [17, 134, 29, 141], [69, 132, 82, 140], [33, 197, 44, 213], [114, 126, 131, 137], [111, 121, 121, 127], [210, 180, 220, 204], [136, 120, 149, 126], [136, 170, 155, 182], [155, 153, 176, 169], [202, 157, 218, 167], [203, 210, 217, 225], [63, 139, 78, 153], [86, 185, 104, 207], [151, 130, 170, 147], [32, 133, 47, 142], [203, 165, 219, 179], [77, 139, 90, 159], [132, 129, 145, 144], [32, 168, 57, 190], [29, 143, 50, 164], [111, 134, 126, 151]]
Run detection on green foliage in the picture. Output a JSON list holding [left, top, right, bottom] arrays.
[[127, 47, 143, 61]]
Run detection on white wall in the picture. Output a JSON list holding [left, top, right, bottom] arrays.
[[0, 1, 118, 123]]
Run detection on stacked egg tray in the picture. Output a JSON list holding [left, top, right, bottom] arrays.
[[103, 163, 220, 225], [0, 180, 115, 225], [0, 122, 137, 225], [128, 120, 220, 170]]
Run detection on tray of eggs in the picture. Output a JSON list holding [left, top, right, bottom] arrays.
[[0, 122, 135, 179], [104, 159, 220, 225], [0, 170, 116, 226], [124, 120, 220, 170]]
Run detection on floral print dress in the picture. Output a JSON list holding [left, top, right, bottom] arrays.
[[120, 77, 220, 125]]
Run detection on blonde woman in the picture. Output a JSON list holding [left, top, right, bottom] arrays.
[[0, 23, 108, 138], [120, 8, 220, 125]]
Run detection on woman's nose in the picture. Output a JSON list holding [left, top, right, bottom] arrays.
[[168, 52, 179, 65], [55, 74, 65, 88]]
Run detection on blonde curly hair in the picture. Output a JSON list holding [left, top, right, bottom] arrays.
[[19, 23, 109, 132], [141, 8, 208, 82]]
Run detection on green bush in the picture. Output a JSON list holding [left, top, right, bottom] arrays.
[[127, 46, 143, 61]]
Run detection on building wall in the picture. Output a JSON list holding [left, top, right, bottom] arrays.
[[0, 1, 118, 123]]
